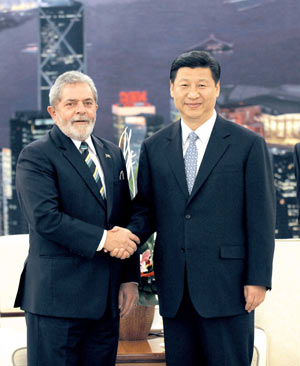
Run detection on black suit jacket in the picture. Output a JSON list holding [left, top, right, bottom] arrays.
[[128, 115, 275, 319], [15, 125, 140, 319]]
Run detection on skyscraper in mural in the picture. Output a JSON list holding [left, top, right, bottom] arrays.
[[112, 91, 156, 161], [0, 147, 12, 235], [8, 112, 54, 234], [39, 0, 85, 112], [0, 148, 12, 236]]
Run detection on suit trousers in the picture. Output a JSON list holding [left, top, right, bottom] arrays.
[[25, 309, 120, 366], [162, 284, 254, 366]]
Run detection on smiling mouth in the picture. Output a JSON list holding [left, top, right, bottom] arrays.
[[186, 103, 201, 108], [72, 120, 90, 124]]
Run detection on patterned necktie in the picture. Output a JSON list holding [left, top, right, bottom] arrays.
[[80, 141, 105, 200], [184, 131, 199, 194]]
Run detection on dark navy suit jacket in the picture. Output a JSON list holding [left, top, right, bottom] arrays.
[[128, 115, 275, 319], [15, 125, 140, 319]]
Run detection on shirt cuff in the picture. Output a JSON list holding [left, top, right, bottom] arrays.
[[97, 230, 107, 251]]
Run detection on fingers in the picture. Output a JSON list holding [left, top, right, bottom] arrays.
[[110, 226, 120, 233], [110, 248, 131, 260], [129, 232, 140, 245], [113, 226, 140, 245], [244, 285, 266, 313], [120, 297, 136, 317], [125, 241, 137, 254], [119, 283, 139, 318]]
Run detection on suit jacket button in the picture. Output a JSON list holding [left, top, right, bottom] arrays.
[[181, 248, 185, 253], [185, 214, 191, 219]]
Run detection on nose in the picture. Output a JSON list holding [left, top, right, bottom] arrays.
[[187, 87, 200, 99], [76, 102, 86, 114]]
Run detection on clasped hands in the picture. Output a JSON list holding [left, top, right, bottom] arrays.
[[103, 226, 140, 259]]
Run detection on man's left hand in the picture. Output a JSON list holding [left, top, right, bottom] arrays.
[[244, 285, 267, 313], [118, 282, 139, 318]]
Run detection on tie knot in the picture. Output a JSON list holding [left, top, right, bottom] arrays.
[[80, 141, 88, 152], [188, 131, 198, 142]]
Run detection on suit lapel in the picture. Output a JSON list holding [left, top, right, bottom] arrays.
[[50, 126, 106, 209], [188, 116, 231, 203], [165, 122, 189, 200]]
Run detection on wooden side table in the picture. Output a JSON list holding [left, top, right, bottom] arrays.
[[116, 337, 165, 365]]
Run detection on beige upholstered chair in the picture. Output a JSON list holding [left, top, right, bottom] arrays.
[[11, 347, 27, 366], [0, 235, 28, 365], [252, 327, 267, 366], [255, 239, 300, 366]]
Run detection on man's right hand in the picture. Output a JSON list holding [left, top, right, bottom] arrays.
[[104, 226, 140, 260]]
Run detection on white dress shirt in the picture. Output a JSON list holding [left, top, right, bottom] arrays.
[[181, 110, 217, 174], [71, 136, 107, 251]]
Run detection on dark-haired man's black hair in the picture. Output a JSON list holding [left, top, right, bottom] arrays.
[[170, 51, 221, 85]]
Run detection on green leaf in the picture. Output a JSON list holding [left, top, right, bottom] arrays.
[[138, 292, 159, 307]]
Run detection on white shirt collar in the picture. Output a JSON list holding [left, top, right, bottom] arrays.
[[72, 135, 96, 154], [181, 110, 217, 145]]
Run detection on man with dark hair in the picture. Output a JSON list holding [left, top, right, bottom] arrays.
[[14, 71, 140, 366], [128, 51, 275, 365]]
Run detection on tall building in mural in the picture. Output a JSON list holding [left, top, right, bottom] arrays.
[[271, 148, 299, 238], [0, 148, 12, 236], [144, 114, 164, 139], [112, 91, 156, 161], [39, 0, 85, 112], [0, 150, 4, 236], [8, 112, 53, 234]]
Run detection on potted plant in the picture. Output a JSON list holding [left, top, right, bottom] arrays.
[[139, 234, 158, 307]]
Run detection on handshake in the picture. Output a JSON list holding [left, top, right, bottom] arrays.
[[103, 226, 140, 260]]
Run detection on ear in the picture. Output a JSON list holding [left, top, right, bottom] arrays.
[[215, 81, 220, 98], [47, 106, 57, 122], [170, 80, 174, 98]]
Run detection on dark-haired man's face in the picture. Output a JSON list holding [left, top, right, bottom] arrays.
[[170, 67, 220, 129]]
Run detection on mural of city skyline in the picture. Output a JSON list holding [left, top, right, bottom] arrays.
[[1, 0, 300, 237]]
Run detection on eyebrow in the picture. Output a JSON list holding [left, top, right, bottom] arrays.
[[64, 98, 94, 102], [178, 78, 209, 82]]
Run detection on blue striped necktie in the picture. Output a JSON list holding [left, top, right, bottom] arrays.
[[80, 141, 105, 200], [184, 131, 199, 194]]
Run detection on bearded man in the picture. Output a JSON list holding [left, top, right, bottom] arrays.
[[14, 71, 140, 366]]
